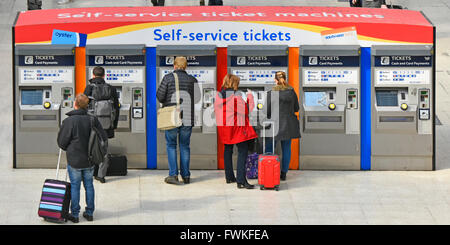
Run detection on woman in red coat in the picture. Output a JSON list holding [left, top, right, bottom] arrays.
[[215, 74, 258, 189]]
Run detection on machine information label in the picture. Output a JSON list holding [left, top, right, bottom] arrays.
[[232, 69, 283, 84], [19, 68, 73, 84], [159, 56, 216, 67], [230, 56, 287, 67], [302, 56, 359, 67], [88, 55, 145, 66], [102, 68, 144, 83], [18, 55, 74, 66], [374, 56, 432, 67], [303, 68, 358, 85], [375, 69, 431, 85], [160, 68, 216, 84]]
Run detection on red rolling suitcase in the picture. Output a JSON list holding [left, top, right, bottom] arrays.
[[258, 122, 281, 191], [38, 149, 71, 223]]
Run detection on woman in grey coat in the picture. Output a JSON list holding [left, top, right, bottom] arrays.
[[264, 71, 301, 181]]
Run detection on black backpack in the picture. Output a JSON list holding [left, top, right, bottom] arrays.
[[88, 116, 108, 166], [88, 83, 116, 130]]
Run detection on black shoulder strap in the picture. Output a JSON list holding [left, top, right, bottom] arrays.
[[89, 116, 95, 130]]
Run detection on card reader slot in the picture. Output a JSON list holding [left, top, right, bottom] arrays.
[[23, 115, 57, 121], [379, 116, 414, 123], [307, 116, 342, 123]]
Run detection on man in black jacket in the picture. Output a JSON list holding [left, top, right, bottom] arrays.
[[84, 66, 120, 183], [157, 56, 201, 185], [57, 94, 108, 223]]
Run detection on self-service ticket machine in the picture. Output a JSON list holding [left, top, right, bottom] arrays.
[[86, 45, 147, 168], [156, 45, 217, 169], [14, 45, 75, 168], [299, 45, 361, 170], [228, 45, 289, 136], [371, 45, 434, 170]]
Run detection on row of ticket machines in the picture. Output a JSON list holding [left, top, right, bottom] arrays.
[[13, 44, 434, 170]]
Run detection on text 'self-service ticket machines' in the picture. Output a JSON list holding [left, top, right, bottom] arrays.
[[86, 45, 147, 168], [299, 45, 361, 170], [15, 45, 75, 168], [156, 45, 218, 170], [371, 45, 433, 170]]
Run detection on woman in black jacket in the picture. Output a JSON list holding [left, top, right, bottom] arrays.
[[264, 71, 300, 181]]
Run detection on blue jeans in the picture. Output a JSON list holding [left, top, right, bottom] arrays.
[[265, 138, 292, 173], [67, 165, 95, 218], [165, 126, 193, 178]]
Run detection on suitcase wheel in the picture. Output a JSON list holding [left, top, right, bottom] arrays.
[[275, 186, 279, 191], [260, 186, 265, 190]]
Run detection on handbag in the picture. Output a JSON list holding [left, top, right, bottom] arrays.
[[157, 72, 182, 130]]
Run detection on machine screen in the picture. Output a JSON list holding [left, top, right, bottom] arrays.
[[21, 89, 43, 105], [376, 90, 398, 106], [304, 92, 328, 107]]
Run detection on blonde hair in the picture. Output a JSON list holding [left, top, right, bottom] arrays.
[[174, 56, 187, 70], [275, 71, 288, 86], [75, 94, 89, 109], [221, 74, 240, 91]]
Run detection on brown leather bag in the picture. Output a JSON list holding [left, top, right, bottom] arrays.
[[157, 72, 182, 130]]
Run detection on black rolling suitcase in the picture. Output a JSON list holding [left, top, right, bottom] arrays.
[[106, 154, 127, 176], [94, 154, 127, 176]]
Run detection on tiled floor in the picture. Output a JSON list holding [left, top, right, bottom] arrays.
[[1, 169, 450, 225]]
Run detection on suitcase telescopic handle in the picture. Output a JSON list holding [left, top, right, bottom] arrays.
[[55, 148, 68, 181], [262, 121, 275, 155]]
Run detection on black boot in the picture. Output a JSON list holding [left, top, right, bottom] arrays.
[[83, 211, 93, 222], [67, 214, 79, 223], [226, 177, 236, 184], [182, 176, 190, 184], [95, 176, 105, 183], [237, 181, 254, 189], [280, 171, 287, 181]]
